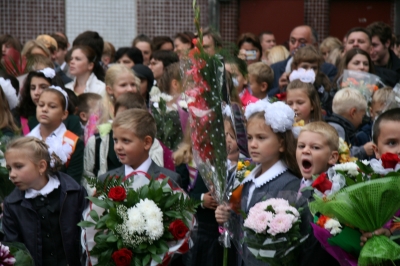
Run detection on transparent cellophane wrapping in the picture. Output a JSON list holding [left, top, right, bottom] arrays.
[[230, 191, 311, 266], [180, 55, 239, 249], [82, 171, 196, 266], [338, 70, 384, 102], [309, 177, 400, 265]]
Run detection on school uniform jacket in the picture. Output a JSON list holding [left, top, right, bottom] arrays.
[[98, 160, 182, 187], [2, 172, 88, 266]]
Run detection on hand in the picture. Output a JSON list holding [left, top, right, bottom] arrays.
[[363, 142, 374, 156], [203, 192, 218, 210], [279, 72, 289, 89], [215, 204, 231, 224], [360, 228, 391, 246], [238, 49, 246, 61]]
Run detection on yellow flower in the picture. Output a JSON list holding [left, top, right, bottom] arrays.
[[293, 120, 305, 127], [237, 161, 244, 170], [244, 170, 251, 177], [244, 160, 251, 167]]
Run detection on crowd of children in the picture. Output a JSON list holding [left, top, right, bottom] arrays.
[[0, 25, 400, 266]]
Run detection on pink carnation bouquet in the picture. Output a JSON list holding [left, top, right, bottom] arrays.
[[242, 197, 308, 266]]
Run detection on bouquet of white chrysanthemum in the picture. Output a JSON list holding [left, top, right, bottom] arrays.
[[80, 172, 199, 266]]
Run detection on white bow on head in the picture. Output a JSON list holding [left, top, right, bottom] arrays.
[[289, 68, 316, 84]]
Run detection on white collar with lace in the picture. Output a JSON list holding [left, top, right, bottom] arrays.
[[25, 175, 60, 199], [242, 160, 288, 188]]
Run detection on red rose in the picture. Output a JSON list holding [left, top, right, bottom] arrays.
[[312, 173, 332, 194], [381, 153, 400, 169], [112, 248, 132, 266], [108, 186, 126, 201], [169, 219, 189, 240]]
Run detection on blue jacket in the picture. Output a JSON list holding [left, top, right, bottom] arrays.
[[2, 172, 87, 266]]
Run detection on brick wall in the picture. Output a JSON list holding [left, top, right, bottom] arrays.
[[305, 0, 329, 43], [0, 0, 65, 45]]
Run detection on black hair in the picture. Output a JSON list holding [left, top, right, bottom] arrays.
[[367, 22, 393, 46], [114, 47, 143, 65], [16, 71, 65, 118], [132, 64, 154, 106], [372, 108, 400, 144], [345, 27, 372, 42], [70, 45, 105, 82], [150, 50, 179, 68]]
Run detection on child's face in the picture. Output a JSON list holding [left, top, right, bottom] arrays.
[[373, 120, 400, 159], [370, 101, 385, 121], [224, 120, 239, 162], [296, 131, 338, 179], [5, 149, 47, 191], [286, 88, 313, 122], [149, 59, 164, 80], [248, 75, 266, 99], [113, 126, 152, 169], [107, 72, 138, 100], [225, 63, 246, 93], [296, 62, 319, 75], [247, 117, 283, 168], [37, 91, 68, 128], [30, 77, 51, 105]]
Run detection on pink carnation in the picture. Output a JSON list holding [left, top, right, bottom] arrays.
[[267, 213, 295, 236]]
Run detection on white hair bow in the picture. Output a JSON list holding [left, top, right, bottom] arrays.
[[0, 77, 18, 109], [289, 68, 316, 84]]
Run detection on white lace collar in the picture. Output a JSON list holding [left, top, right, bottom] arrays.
[[25, 175, 60, 199], [242, 160, 288, 188], [28, 123, 67, 141]]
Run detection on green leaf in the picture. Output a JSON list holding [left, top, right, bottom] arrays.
[[134, 257, 142, 266], [89, 210, 100, 222], [151, 253, 162, 264], [165, 193, 180, 208], [88, 196, 109, 209], [77, 221, 96, 228], [356, 160, 373, 174], [107, 235, 118, 242], [142, 254, 151, 266], [148, 245, 157, 254], [117, 239, 123, 250]]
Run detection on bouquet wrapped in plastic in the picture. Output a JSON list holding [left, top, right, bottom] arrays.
[[338, 70, 383, 103], [239, 191, 310, 266], [309, 155, 400, 265], [80, 172, 198, 266], [180, 2, 240, 261]]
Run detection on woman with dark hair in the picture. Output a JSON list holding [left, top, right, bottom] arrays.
[[65, 45, 106, 95], [237, 33, 262, 65], [132, 64, 154, 107], [0, 34, 21, 56], [336, 48, 375, 79], [152, 36, 174, 51], [15, 69, 81, 136], [114, 47, 143, 68], [132, 34, 153, 66], [174, 32, 195, 58]]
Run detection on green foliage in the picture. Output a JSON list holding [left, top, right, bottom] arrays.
[[84, 174, 132, 198], [3, 242, 35, 266], [150, 98, 183, 150], [80, 174, 199, 265]]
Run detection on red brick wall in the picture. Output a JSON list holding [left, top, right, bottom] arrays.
[[0, 0, 65, 45]]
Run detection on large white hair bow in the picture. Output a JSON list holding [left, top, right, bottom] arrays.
[[264, 101, 295, 133], [289, 68, 316, 84], [244, 99, 269, 120]]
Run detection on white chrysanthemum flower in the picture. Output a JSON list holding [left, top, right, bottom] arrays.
[[178, 100, 188, 109], [324, 218, 342, 235], [142, 207, 163, 221], [126, 207, 145, 234], [333, 162, 358, 176], [145, 219, 164, 240], [361, 160, 370, 166]]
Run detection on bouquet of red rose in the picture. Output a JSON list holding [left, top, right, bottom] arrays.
[[79, 172, 198, 266], [309, 153, 400, 265]]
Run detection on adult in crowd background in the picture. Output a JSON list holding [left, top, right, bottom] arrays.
[[344, 27, 399, 86], [65, 45, 106, 96], [149, 50, 179, 83], [259, 31, 276, 62], [132, 34, 153, 66], [174, 32, 195, 58], [264, 45, 289, 66], [114, 47, 143, 68], [319, 36, 342, 62], [270, 25, 337, 91], [202, 27, 223, 56], [237, 33, 262, 65], [152, 36, 174, 51]]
